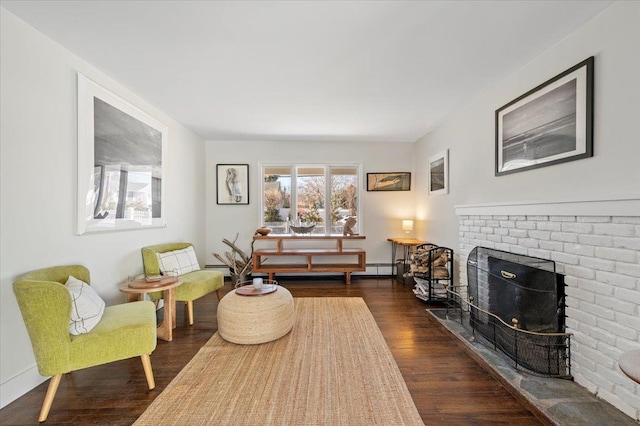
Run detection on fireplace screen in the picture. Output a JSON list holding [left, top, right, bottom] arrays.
[[465, 247, 571, 378]]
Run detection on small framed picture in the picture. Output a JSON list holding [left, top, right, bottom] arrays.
[[366, 172, 411, 191], [496, 57, 594, 176], [216, 164, 249, 205], [428, 150, 449, 196]]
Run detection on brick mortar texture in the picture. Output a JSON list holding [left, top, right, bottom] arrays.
[[457, 215, 640, 419]]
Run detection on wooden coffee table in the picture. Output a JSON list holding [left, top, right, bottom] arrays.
[[119, 277, 182, 342]]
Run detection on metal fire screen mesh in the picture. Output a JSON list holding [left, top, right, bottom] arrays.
[[461, 246, 572, 379]]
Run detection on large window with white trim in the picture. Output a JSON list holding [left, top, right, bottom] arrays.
[[261, 164, 361, 235]]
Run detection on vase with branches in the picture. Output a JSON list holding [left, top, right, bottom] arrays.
[[213, 233, 253, 284]]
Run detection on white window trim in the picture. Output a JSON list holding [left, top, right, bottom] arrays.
[[259, 162, 363, 235]]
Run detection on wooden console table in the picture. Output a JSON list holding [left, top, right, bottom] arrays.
[[252, 235, 366, 284], [387, 238, 427, 284]]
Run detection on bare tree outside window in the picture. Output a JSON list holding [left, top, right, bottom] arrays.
[[262, 164, 360, 235]]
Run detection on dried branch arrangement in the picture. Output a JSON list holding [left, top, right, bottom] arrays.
[[213, 233, 253, 276]]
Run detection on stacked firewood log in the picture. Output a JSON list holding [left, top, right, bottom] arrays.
[[409, 246, 450, 278]]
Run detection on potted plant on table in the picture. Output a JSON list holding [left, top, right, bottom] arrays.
[[213, 233, 253, 285]]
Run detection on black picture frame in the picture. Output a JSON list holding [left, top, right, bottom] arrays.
[[216, 164, 249, 205], [428, 149, 449, 196], [366, 172, 411, 191], [495, 56, 594, 176]]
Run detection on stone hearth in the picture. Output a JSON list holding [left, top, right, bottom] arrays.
[[429, 308, 637, 426]]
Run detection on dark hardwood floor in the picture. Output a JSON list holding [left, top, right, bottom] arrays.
[[1, 277, 543, 425]]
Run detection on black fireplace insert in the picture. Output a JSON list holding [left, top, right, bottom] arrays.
[[466, 247, 571, 378]]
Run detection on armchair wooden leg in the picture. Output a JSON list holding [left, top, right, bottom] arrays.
[[39, 373, 62, 422], [187, 301, 194, 325], [216, 289, 222, 301], [141, 354, 155, 390]]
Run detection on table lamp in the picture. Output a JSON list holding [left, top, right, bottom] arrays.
[[402, 220, 413, 234]]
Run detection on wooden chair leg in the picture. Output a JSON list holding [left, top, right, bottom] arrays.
[[141, 354, 155, 390], [187, 300, 194, 325], [216, 289, 222, 301], [39, 373, 62, 422]]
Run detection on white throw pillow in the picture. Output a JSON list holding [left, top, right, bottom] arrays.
[[157, 246, 201, 276], [65, 275, 106, 335]]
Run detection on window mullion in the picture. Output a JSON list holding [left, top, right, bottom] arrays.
[[324, 167, 331, 235], [290, 167, 297, 225]]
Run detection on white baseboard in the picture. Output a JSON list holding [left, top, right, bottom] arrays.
[[0, 364, 47, 409]]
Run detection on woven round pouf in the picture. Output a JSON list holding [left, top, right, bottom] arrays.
[[217, 285, 294, 344]]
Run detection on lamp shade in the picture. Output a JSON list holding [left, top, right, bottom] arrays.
[[402, 220, 413, 233]]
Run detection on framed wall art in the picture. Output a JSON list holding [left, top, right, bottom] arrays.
[[496, 56, 594, 176], [366, 172, 411, 191], [77, 74, 168, 235], [428, 149, 449, 196], [217, 164, 249, 205]]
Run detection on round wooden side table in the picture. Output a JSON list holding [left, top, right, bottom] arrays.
[[119, 277, 182, 342], [619, 349, 640, 384]]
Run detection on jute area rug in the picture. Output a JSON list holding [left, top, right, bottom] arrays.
[[135, 297, 424, 425]]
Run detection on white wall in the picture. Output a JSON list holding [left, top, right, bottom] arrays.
[[205, 140, 416, 271], [414, 0, 640, 253], [414, 1, 640, 419], [0, 10, 207, 407]]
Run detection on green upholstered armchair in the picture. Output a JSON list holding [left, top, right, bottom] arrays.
[[13, 265, 157, 422], [141, 243, 224, 325]]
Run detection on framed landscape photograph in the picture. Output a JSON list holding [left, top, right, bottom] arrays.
[[366, 172, 411, 191], [77, 74, 168, 235], [217, 164, 249, 204], [428, 150, 449, 196], [496, 56, 594, 176]]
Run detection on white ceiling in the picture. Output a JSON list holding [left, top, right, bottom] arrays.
[[2, 1, 612, 143]]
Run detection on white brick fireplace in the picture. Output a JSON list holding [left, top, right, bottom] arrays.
[[455, 198, 640, 420]]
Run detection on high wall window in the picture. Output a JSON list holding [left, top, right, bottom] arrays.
[[261, 164, 361, 235]]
